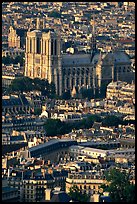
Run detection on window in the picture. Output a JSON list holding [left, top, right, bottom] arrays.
[[51, 40, 54, 55], [45, 41, 47, 54], [37, 38, 41, 54], [37, 67, 40, 77], [55, 39, 57, 55], [30, 39, 32, 53], [35, 58, 40, 63]]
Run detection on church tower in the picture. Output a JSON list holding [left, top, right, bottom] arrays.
[[25, 29, 62, 95], [90, 14, 97, 59]]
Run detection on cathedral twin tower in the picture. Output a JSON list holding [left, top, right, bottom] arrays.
[[25, 29, 62, 95]]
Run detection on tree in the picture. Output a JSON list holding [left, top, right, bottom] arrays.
[[2, 56, 12, 65], [2, 53, 25, 66], [68, 185, 89, 202], [34, 107, 42, 116], [102, 115, 123, 127], [8, 77, 33, 93], [48, 11, 61, 18], [7, 77, 56, 98], [80, 87, 94, 100], [44, 119, 67, 136], [61, 90, 71, 100], [100, 168, 135, 202]]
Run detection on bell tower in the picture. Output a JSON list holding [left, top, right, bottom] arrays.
[[25, 29, 62, 95]]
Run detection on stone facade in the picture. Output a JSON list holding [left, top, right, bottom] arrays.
[[25, 30, 62, 95]]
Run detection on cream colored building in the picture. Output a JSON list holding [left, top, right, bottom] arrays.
[[66, 172, 106, 195], [8, 26, 27, 49]]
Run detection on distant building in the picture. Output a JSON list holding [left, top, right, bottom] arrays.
[[6, 167, 68, 202], [66, 171, 105, 195], [8, 26, 27, 49], [2, 94, 31, 116], [2, 186, 19, 202]]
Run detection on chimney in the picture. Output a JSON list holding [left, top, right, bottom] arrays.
[[41, 168, 45, 178], [45, 189, 52, 201], [54, 187, 61, 192], [93, 193, 100, 202], [103, 192, 109, 196], [31, 171, 34, 178], [7, 168, 10, 178]]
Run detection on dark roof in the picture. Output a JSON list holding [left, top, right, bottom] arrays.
[[96, 36, 110, 41], [10, 135, 25, 142], [2, 95, 29, 107], [41, 28, 54, 33], [19, 94, 29, 105], [53, 170, 68, 178], [100, 196, 112, 202], [50, 192, 71, 202], [2, 186, 18, 194], [92, 122, 102, 129], [2, 98, 22, 106]]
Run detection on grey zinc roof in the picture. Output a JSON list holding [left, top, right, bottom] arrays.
[[2, 186, 18, 193], [62, 54, 91, 66], [50, 192, 71, 202], [29, 138, 77, 152], [105, 51, 131, 64], [29, 139, 59, 152]]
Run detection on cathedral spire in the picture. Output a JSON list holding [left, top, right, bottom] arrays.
[[90, 14, 97, 59]]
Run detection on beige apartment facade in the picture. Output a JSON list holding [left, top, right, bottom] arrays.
[[66, 172, 106, 195]]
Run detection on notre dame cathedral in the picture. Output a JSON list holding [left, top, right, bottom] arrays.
[[25, 19, 134, 96]]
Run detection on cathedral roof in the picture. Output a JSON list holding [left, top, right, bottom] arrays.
[[91, 53, 100, 65], [62, 54, 91, 66], [105, 51, 131, 64]]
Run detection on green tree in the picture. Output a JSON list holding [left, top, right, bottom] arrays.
[[61, 90, 71, 100], [100, 168, 135, 202], [2, 56, 12, 65], [68, 185, 89, 202], [102, 115, 123, 127], [48, 11, 61, 18], [34, 107, 42, 116], [7, 77, 56, 98], [13, 55, 23, 65], [47, 82, 56, 98], [8, 76, 33, 93], [44, 119, 63, 136], [80, 87, 94, 100]]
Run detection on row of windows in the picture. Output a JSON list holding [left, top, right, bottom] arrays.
[[29, 38, 57, 55]]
